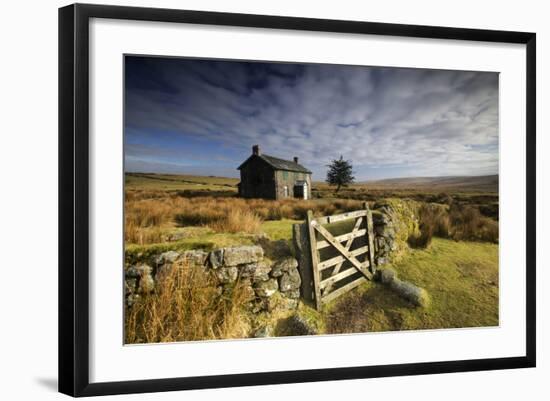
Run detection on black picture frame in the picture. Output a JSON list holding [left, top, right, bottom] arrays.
[[58, 3, 536, 397]]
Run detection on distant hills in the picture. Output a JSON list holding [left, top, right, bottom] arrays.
[[362, 175, 498, 192], [126, 172, 499, 193]]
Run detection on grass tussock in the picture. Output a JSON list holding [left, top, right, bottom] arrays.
[[410, 203, 498, 248], [126, 200, 173, 227], [449, 203, 499, 243], [125, 219, 166, 245], [125, 261, 251, 343], [408, 204, 450, 248], [210, 209, 263, 234], [407, 230, 433, 249]]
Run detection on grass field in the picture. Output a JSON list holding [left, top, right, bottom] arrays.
[[359, 174, 498, 192], [127, 172, 497, 195], [124, 172, 499, 339], [125, 172, 239, 193], [324, 238, 498, 333]]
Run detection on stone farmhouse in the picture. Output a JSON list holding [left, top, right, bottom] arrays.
[[237, 145, 312, 200]]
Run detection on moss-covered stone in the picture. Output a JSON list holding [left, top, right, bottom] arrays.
[[373, 198, 421, 263]]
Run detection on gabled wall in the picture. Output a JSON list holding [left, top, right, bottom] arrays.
[[239, 157, 277, 199], [239, 156, 312, 200]]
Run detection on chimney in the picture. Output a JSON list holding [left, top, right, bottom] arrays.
[[293, 156, 299, 164], [252, 145, 260, 155]]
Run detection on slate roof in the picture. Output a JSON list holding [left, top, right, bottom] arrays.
[[238, 154, 312, 174]]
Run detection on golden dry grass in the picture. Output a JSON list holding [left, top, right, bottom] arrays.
[[449, 203, 499, 242], [210, 208, 262, 234], [125, 189, 498, 247], [125, 260, 252, 343], [408, 204, 450, 248], [124, 190, 365, 245], [125, 219, 166, 245], [409, 202, 498, 248]]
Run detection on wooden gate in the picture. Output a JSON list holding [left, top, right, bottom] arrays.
[[306, 202, 376, 309]]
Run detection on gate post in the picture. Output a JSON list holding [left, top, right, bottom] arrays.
[[306, 210, 322, 310], [293, 222, 314, 304], [364, 202, 377, 275]]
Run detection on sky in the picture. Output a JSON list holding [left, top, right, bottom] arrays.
[[124, 56, 499, 181]]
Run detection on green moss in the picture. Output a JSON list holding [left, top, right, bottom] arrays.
[[260, 219, 301, 241], [125, 219, 300, 265], [252, 298, 326, 337], [294, 302, 326, 333], [125, 232, 255, 265], [374, 198, 421, 261]]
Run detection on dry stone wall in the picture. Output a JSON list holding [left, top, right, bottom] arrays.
[[125, 245, 301, 312], [372, 199, 420, 266]]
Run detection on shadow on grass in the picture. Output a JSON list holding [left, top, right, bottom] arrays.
[[253, 236, 293, 260], [325, 284, 414, 334], [274, 315, 317, 337]]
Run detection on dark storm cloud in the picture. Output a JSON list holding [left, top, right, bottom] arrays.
[[125, 56, 498, 179]]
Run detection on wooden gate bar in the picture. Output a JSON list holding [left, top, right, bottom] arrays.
[[317, 246, 369, 271], [314, 210, 366, 225], [320, 267, 361, 290], [321, 277, 368, 305], [316, 229, 366, 250], [323, 216, 363, 293], [311, 221, 373, 280], [304, 206, 377, 309]]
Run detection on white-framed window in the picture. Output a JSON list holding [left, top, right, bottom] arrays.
[[283, 185, 289, 197]]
